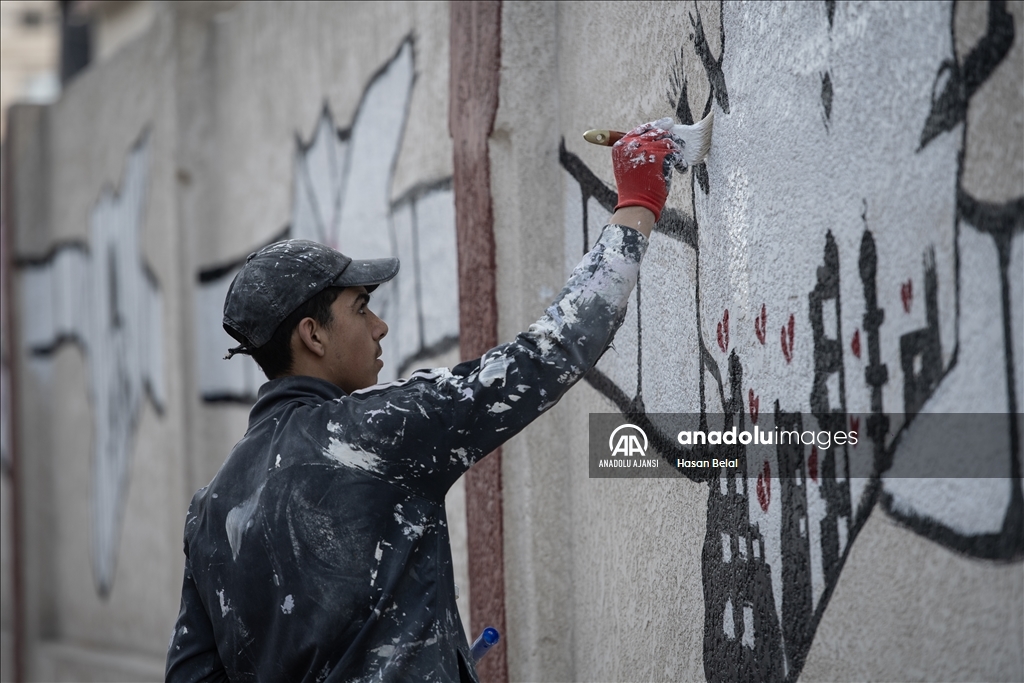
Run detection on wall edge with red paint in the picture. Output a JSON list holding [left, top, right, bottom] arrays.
[[449, 2, 507, 682]]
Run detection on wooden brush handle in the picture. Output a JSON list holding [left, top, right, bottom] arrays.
[[582, 129, 625, 146]]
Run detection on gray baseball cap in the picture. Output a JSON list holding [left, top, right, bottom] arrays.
[[223, 239, 399, 355]]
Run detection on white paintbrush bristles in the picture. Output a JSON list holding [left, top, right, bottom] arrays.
[[671, 110, 715, 168]]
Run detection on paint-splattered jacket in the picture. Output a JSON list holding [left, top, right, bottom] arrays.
[[165, 224, 647, 683]]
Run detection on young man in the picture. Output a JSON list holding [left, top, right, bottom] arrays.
[[166, 121, 682, 682]]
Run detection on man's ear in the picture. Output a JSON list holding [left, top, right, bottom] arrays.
[[294, 317, 327, 357]]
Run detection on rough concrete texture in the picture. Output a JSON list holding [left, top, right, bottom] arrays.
[[489, 3, 574, 681], [801, 506, 1023, 682], [492, 1, 1022, 681]]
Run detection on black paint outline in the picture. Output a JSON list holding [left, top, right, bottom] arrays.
[[559, 2, 1024, 681]]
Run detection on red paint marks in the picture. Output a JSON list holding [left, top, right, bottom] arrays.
[[901, 279, 913, 313], [756, 461, 771, 511], [754, 304, 767, 345], [717, 309, 730, 353], [808, 445, 819, 483], [849, 416, 860, 446], [851, 329, 861, 358], [748, 388, 760, 424], [781, 313, 795, 363]]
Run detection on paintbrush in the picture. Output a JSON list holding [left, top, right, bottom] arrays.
[[583, 110, 715, 168]]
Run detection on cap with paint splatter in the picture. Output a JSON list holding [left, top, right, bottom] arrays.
[[222, 239, 399, 356]]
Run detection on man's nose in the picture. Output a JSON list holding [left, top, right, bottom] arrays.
[[374, 313, 388, 340]]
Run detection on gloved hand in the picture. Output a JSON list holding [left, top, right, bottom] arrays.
[[611, 117, 682, 223]]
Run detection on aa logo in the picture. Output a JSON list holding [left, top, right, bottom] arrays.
[[609, 424, 648, 458]]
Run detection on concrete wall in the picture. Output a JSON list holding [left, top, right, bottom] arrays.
[[5, 2, 463, 679], [3, 1, 1021, 682], [493, 1, 1023, 681]]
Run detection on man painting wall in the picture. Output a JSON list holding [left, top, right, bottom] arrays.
[[166, 121, 688, 681]]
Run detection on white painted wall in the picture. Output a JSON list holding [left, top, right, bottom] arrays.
[[494, 1, 1023, 681]]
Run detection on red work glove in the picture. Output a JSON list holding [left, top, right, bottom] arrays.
[[612, 117, 682, 223]]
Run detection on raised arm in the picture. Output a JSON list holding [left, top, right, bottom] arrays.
[[316, 121, 682, 499]]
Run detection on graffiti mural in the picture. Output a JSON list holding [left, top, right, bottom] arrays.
[[196, 38, 459, 403], [19, 133, 165, 597], [561, 1, 1022, 680]]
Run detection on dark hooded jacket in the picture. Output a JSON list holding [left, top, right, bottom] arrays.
[[165, 224, 647, 682]]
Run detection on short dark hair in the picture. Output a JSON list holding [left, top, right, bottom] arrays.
[[251, 287, 344, 379]]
